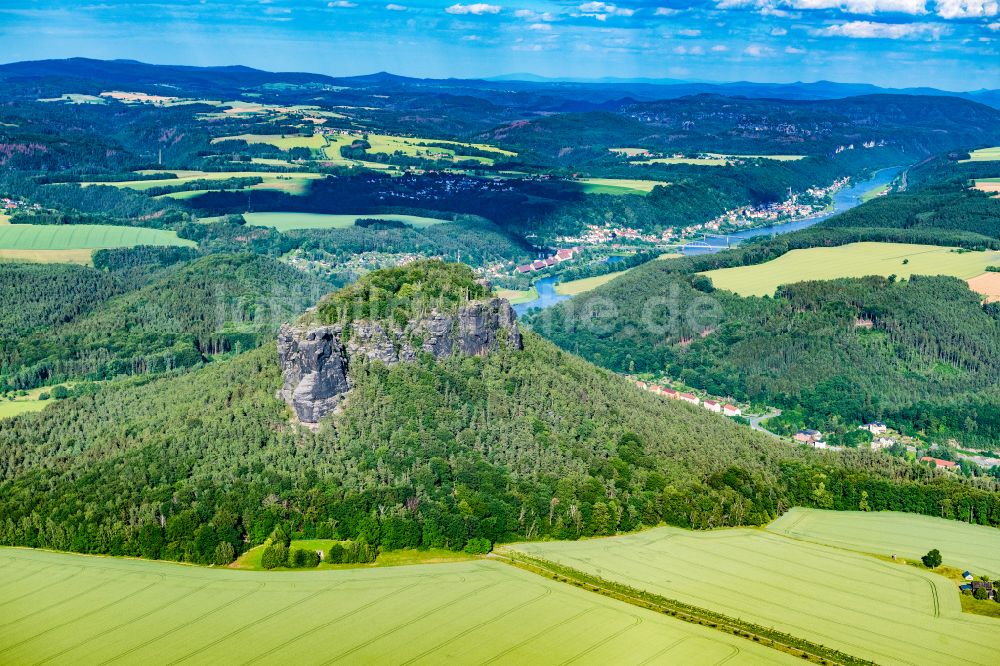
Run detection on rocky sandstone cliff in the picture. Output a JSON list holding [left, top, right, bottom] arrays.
[[278, 297, 522, 427]]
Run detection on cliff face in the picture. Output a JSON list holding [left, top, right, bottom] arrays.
[[278, 297, 522, 427]]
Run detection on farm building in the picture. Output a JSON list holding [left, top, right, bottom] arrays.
[[971, 581, 995, 600], [920, 457, 958, 469], [794, 429, 822, 443], [663, 388, 678, 398], [964, 571, 975, 581], [722, 404, 741, 417], [703, 399, 722, 413]]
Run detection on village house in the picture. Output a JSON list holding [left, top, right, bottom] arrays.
[[963, 571, 975, 581], [650, 385, 664, 395], [703, 399, 722, 413], [635, 380, 647, 390], [812, 440, 828, 449], [871, 437, 895, 450], [860, 422, 888, 436], [794, 429, 822, 444], [722, 404, 741, 417], [971, 580, 995, 600], [679, 392, 699, 405], [920, 457, 958, 469], [662, 388, 678, 399]]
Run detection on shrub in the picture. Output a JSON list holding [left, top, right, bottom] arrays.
[[974, 587, 989, 601], [303, 550, 320, 567], [290, 548, 307, 568], [214, 541, 235, 565], [463, 537, 492, 555], [261, 542, 289, 569], [921, 548, 942, 568], [326, 542, 345, 564], [38, 393, 50, 401], [51, 385, 69, 400]]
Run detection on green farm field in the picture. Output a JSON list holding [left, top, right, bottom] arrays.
[[574, 178, 667, 196], [243, 212, 448, 232], [511, 525, 1000, 666], [0, 225, 194, 251], [0, 548, 796, 665], [635, 153, 805, 166], [769, 507, 1000, 577], [82, 170, 328, 196], [702, 242, 1000, 297], [961, 146, 1000, 162]]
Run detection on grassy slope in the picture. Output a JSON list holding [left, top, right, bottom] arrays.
[[232, 540, 477, 571], [0, 548, 794, 665], [702, 242, 1000, 297]]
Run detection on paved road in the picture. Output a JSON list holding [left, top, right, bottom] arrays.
[[748, 408, 783, 438]]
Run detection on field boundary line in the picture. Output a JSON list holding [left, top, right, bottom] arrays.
[[491, 549, 877, 666]]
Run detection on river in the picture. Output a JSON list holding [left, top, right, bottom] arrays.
[[514, 166, 902, 314]]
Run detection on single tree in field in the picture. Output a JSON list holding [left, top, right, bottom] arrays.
[[974, 587, 989, 601], [921, 548, 942, 568]]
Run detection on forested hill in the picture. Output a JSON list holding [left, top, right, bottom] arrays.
[[2, 326, 998, 565], [0, 253, 328, 391], [485, 95, 1000, 163]]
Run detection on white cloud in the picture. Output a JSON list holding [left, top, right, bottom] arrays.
[[673, 45, 706, 54], [678, 28, 702, 36], [988, 19, 1000, 27], [385, 4, 408, 11], [815, 19, 947, 37], [461, 34, 482, 40], [327, 1, 357, 7], [715, 0, 927, 13], [529, 22, 552, 30], [654, 7, 681, 15], [744, 43, 774, 55], [711, 44, 730, 50], [577, 2, 636, 20], [771, 26, 789, 34], [785, 44, 808, 51], [934, 0, 998, 18], [514, 9, 555, 20], [446, 3, 501, 15]]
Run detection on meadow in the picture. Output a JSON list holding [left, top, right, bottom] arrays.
[[495, 287, 538, 305], [242, 212, 447, 232], [0, 548, 796, 665], [83, 169, 329, 196], [0, 225, 194, 252], [961, 147, 1000, 162], [702, 242, 1000, 297], [574, 178, 668, 196], [769, 507, 1000, 577], [511, 525, 1000, 666]]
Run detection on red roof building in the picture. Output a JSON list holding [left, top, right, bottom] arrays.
[[921, 457, 958, 469]]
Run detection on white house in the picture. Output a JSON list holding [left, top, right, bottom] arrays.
[[703, 399, 722, 413], [860, 422, 888, 436], [722, 404, 741, 417], [871, 437, 895, 450], [679, 392, 699, 405]]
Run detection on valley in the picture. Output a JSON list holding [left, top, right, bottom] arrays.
[[1, 48, 1000, 665]]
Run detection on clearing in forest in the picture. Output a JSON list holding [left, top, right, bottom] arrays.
[[702, 242, 1000, 297], [242, 212, 448, 232], [574, 178, 668, 195], [961, 147, 1000, 162], [0, 548, 796, 665], [968, 271, 1000, 302], [511, 524, 1000, 666]]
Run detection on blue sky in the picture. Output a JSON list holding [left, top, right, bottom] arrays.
[[0, 1, 997, 89]]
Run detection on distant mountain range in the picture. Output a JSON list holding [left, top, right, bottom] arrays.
[[2, 57, 998, 109]]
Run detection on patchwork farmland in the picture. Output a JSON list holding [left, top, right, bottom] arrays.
[[510, 526, 1000, 666], [701, 242, 1000, 297], [0, 548, 796, 665]]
